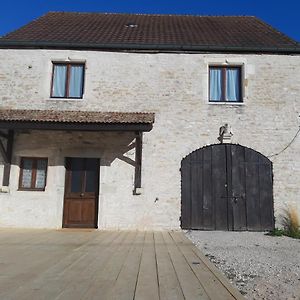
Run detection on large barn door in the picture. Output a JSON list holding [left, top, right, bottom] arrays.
[[181, 144, 274, 231]]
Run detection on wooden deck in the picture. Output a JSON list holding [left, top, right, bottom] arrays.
[[0, 230, 243, 300]]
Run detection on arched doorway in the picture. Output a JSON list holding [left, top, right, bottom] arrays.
[[181, 144, 274, 231]]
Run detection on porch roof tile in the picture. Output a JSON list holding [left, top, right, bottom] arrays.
[[0, 109, 155, 124]]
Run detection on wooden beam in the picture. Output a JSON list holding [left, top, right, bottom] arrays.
[[0, 130, 8, 139], [2, 130, 14, 186], [133, 132, 143, 195]]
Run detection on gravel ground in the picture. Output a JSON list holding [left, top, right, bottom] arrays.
[[185, 231, 300, 300]]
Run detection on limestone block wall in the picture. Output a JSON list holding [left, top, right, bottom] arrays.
[[0, 49, 299, 229]]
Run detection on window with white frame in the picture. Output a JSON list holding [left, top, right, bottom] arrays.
[[209, 66, 242, 102], [51, 63, 85, 98]]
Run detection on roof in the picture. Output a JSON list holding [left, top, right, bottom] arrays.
[[0, 12, 299, 53], [0, 109, 155, 131]]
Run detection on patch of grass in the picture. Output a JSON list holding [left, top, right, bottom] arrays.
[[282, 205, 300, 239], [268, 205, 300, 239], [266, 228, 285, 236]]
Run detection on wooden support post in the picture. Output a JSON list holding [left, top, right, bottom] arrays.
[[134, 131, 143, 195], [2, 130, 14, 187]]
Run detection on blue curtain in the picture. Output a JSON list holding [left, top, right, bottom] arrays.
[[226, 69, 240, 101], [210, 68, 222, 101], [69, 65, 84, 98], [52, 65, 67, 97]]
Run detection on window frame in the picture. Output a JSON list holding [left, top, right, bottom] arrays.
[[209, 65, 243, 103], [50, 62, 85, 99], [18, 157, 48, 191]]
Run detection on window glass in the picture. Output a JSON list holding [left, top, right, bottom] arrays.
[[226, 68, 240, 102], [70, 158, 84, 193], [52, 65, 67, 97], [69, 65, 84, 98], [85, 159, 98, 193], [19, 158, 47, 190], [35, 159, 47, 189], [209, 68, 222, 101], [51, 63, 84, 98], [209, 66, 242, 102], [21, 158, 33, 188]]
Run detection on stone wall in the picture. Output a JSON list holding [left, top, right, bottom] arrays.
[[0, 49, 299, 229]]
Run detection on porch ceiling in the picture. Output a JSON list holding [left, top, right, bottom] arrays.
[[0, 109, 155, 131]]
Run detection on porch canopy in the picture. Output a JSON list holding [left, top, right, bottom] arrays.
[[0, 109, 154, 131], [0, 109, 155, 190]]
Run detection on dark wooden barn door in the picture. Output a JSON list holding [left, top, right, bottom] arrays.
[[63, 158, 100, 228], [181, 144, 274, 231]]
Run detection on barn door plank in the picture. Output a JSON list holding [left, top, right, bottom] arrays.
[[181, 158, 191, 229], [230, 145, 247, 231], [245, 148, 261, 230], [226, 144, 233, 231], [202, 147, 213, 230], [190, 149, 203, 229], [212, 145, 228, 230], [258, 156, 274, 230]]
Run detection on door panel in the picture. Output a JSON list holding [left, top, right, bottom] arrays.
[[181, 144, 274, 231], [212, 145, 227, 230], [63, 158, 99, 228], [230, 145, 247, 231]]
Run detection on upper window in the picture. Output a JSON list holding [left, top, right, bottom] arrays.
[[19, 157, 48, 191], [51, 63, 85, 99], [209, 66, 242, 103]]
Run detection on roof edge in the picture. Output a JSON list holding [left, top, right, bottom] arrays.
[[0, 40, 300, 54]]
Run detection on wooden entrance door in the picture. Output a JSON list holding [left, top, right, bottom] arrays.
[[181, 144, 274, 231], [63, 158, 100, 228]]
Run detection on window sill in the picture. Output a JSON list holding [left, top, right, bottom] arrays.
[[0, 186, 9, 193], [208, 101, 245, 106], [47, 97, 84, 101], [18, 188, 46, 192]]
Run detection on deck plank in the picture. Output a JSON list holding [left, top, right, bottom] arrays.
[[83, 231, 137, 300], [173, 232, 244, 300], [0, 230, 241, 300], [5, 231, 118, 300], [109, 231, 145, 300], [162, 231, 210, 300], [154, 231, 185, 300], [134, 232, 160, 300], [170, 231, 240, 300]]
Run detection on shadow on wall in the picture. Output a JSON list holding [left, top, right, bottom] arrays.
[[10, 130, 138, 168]]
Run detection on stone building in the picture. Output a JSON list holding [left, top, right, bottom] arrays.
[[0, 12, 299, 230]]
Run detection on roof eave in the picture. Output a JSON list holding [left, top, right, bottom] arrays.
[[0, 40, 300, 54], [0, 120, 153, 132]]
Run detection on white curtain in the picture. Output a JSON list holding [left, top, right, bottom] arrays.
[[226, 69, 240, 101], [35, 159, 47, 189], [21, 159, 33, 188], [69, 65, 84, 98], [210, 68, 222, 101], [52, 65, 67, 97]]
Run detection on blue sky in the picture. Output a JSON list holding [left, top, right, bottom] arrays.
[[0, 0, 299, 41]]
